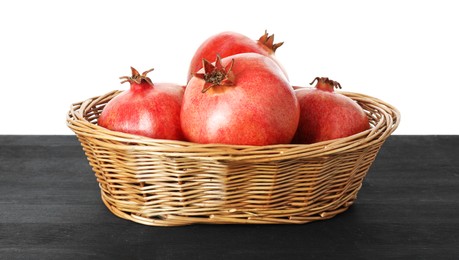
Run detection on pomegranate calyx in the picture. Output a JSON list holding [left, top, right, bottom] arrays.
[[194, 55, 235, 93], [310, 77, 342, 92], [120, 67, 154, 86], [258, 30, 284, 53]]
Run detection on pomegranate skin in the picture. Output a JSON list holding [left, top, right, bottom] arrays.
[[292, 87, 370, 144], [181, 53, 299, 146], [98, 78, 185, 140], [187, 31, 287, 82]]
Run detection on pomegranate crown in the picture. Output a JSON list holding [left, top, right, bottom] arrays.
[[258, 30, 284, 53], [120, 67, 154, 86], [193, 55, 235, 93], [310, 77, 342, 92]]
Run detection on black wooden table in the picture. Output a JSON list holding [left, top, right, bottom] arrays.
[[1, 135, 458, 259]]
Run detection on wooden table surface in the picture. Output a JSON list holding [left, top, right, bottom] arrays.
[[0, 135, 458, 259]]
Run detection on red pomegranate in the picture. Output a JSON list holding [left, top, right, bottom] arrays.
[[187, 30, 287, 82], [292, 77, 370, 144], [181, 53, 299, 146], [98, 67, 185, 140]]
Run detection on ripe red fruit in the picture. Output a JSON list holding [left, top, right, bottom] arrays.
[[292, 77, 370, 144], [181, 53, 299, 146], [187, 30, 287, 82], [98, 67, 185, 140]]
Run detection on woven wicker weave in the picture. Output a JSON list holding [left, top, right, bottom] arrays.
[[67, 90, 400, 226]]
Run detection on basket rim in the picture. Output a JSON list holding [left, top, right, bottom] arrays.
[[66, 90, 400, 160]]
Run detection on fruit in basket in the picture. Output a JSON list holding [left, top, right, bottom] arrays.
[[181, 53, 299, 145], [187, 30, 287, 82], [292, 77, 370, 144], [98, 67, 185, 140]]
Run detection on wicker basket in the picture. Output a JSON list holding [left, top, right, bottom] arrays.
[[67, 90, 400, 226]]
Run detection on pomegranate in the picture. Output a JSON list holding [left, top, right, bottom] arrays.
[[181, 53, 299, 146], [292, 77, 370, 144], [187, 30, 287, 82], [98, 67, 185, 140]]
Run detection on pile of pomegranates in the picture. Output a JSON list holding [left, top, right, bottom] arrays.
[[98, 30, 370, 145]]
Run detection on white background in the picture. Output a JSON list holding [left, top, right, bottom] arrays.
[[0, 0, 458, 135]]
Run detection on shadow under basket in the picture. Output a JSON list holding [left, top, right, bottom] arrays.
[[67, 90, 400, 226]]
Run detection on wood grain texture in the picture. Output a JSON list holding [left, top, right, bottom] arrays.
[[1, 135, 458, 259]]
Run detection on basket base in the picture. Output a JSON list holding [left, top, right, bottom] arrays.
[[100, 189, 358, 226]]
